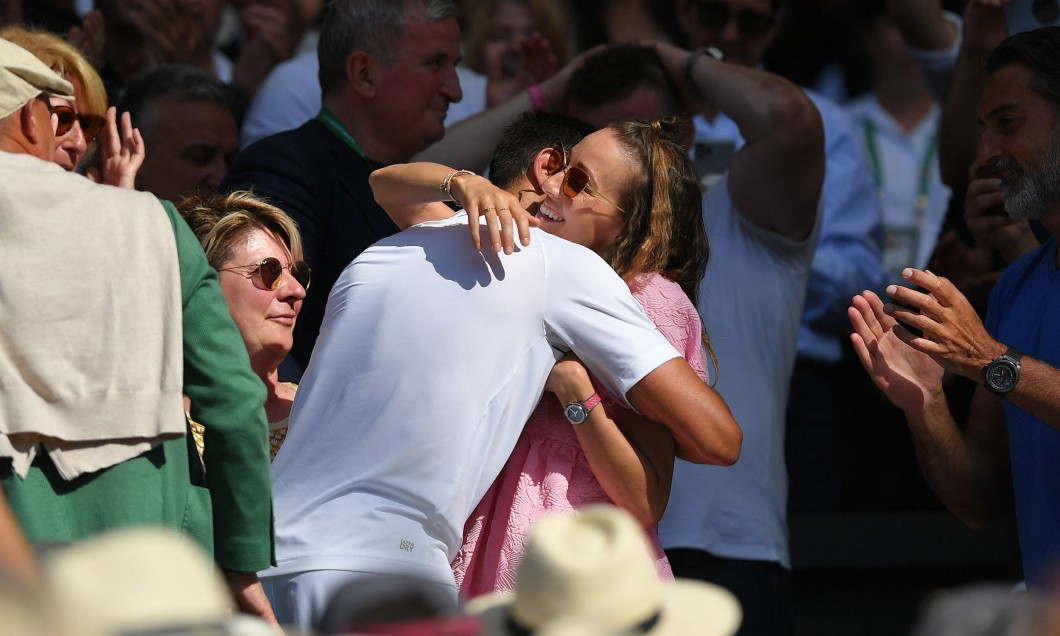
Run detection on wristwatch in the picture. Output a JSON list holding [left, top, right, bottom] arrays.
[[564, 393, 602, 425], [984, 347, 1022, 395]]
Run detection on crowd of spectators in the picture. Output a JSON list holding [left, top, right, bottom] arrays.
[[4, 0, 1060, 635]]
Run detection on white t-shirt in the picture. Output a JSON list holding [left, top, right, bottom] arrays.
[[267, 214, 679, 586], [660, 175, 823, 569]]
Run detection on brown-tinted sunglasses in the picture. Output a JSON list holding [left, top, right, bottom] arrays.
[[219, 257, 312, 291], [51, 104, 105, 141], [545, 142, 626, 214]]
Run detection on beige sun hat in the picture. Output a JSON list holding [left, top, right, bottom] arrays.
[[0, 37, 73, 120], [43, 527, 275, 636], [467, 505, 742, 636]]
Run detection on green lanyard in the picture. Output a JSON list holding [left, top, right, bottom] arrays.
[[316, 107, 377, 170], [862, 118, 938, 227]]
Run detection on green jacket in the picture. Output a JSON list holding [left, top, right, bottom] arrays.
[[2, 199, 275, 572]]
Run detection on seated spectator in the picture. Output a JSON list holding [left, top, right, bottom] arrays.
[[0, 25, 144, 187], [117, 63, 241, 201], [177, 191, 309, 459]]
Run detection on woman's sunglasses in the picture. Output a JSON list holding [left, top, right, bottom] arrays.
[[545, 142, 626, 214], [220, 257, 311, 291], [51, 104, 106, 141], [691, 0, 776, 37]]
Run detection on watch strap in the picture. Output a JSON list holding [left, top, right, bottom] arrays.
[[582, 392, 602, 414]]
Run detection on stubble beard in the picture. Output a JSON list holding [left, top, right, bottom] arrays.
[[999, 129, 1060, 220]]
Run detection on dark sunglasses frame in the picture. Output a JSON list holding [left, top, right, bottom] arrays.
[[50, 104, 106, 141], [219, 256, 311, 291], [690, 0, 777, 37], [545, 143, 626, 214]]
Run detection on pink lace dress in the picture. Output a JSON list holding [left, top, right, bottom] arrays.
[[450, 273, 712, 597]]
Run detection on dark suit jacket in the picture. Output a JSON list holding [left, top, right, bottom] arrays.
[[221, 119, 399, 370]]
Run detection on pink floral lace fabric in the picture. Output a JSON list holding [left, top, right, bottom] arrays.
[[450, 274, 711, 597]]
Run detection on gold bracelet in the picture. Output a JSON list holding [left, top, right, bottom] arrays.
[[439, 169, 475, 207]]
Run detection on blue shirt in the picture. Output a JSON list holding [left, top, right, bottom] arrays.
[[985, 235, 1060, 588]]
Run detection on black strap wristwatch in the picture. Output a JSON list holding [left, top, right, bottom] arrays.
[[984, 347, 1022, 395]]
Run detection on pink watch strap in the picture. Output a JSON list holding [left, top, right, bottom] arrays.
[[583, 392, 601, 413]]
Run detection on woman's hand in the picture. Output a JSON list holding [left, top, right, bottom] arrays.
[[449, 172, 539, 254], [94, 107, 145, 189]]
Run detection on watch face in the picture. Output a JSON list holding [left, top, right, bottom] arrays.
[[987, 360, 1018, 392], [564, 403, 587, 424]]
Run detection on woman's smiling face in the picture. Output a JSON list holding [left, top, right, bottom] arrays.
[[535, 128, 631, 256]]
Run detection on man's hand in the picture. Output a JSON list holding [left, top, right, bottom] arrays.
[[966, 162, 1039, 262], [849, 289, 945, 415], [881, 268, 1006, 378], [651, 41, 711, 116]]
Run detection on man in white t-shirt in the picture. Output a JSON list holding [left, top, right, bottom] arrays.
[[261, 115, 742, 629]]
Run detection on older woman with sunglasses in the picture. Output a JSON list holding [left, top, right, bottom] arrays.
[[0, 26, 144, 187], [178, 191, 310, 460], [371, 117, 717, 595]]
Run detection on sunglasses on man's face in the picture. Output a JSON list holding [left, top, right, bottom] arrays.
[[691, 0, 776, 37], [219, 257, 312, 291], [545, 143, 626, 214], [51, 104, 106, 141]]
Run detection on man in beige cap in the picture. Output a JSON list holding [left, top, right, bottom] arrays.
[[0, 38, 278, 626], [0, 36, 74, 161]]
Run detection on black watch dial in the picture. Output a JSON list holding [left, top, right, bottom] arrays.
[[564, 403, 588, 424], [986, 359, 1019, 393]]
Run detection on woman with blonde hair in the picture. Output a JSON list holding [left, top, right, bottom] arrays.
[[0, 25, 143, 187], [371, 116, 718, 596], [177, 190, 310, 459]]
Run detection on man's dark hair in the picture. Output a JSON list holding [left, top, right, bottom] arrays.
[[116, 63, 245, 138], [985, 26, 1060, 112], [565, 44, 683, 117], [487, 112, 595, 191]]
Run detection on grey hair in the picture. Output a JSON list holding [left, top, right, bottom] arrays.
[[318, 0, 459, 98]]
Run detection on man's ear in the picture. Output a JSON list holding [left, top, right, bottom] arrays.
[[20, 99, 43, 145], [346, 51, 378, 99], [527, 147, 554, 193]]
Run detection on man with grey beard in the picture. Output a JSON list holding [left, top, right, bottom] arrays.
[[845, 27, 1060, 591]]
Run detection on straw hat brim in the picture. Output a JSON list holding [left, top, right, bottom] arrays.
[[468, 578, 742, 636]]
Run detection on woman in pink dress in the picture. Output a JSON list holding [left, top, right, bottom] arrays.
[[372, 116, 718, 597]]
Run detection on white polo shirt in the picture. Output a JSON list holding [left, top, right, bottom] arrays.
[[267, 214, 679, 587]]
